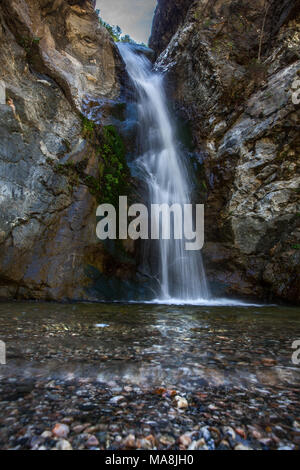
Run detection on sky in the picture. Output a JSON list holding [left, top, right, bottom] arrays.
[[96, 0, 157, 44]]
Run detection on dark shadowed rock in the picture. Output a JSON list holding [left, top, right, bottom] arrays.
[[151, 0, 300, 303]]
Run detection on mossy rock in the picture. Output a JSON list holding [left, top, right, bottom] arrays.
[[52, 118, 131, 206]]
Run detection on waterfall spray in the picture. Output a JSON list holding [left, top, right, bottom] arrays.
[[119, 44, 210, 302]]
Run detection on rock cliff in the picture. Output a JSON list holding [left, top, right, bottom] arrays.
[[0, 0, 136, 300], [151, 0, 300, 303], [1, 0, 299, 304]]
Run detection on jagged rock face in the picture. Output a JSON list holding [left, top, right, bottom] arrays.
[[1, 0, 123, 111], [151, 0, 300, 303], [149, 0, 192, 56], [0, 0, 130, 300]]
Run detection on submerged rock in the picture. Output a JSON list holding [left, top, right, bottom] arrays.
[[174, 395, 188, 409], [52, 423, 70, 439], [56, 439, 72, 450]]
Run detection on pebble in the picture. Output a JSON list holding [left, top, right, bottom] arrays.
[[174, 396, 188, 409], [160, 435, 175, 446], [235, 428, 246, 439], [218, 439, 231, 450], [73, 424, 87, 434], [86, 435, 99, 448], [56, 439, 72, 450], [178, 434, 192, 448], [234, 443, 253, 450], [123, 434, 136, 449], [137, 438, 152, 449], [223, 426, 236, 440], [52, 423, 69, 438], [201, 426, 211, 441], [109, 396, 125, 404], [1, 305, 299, 451]]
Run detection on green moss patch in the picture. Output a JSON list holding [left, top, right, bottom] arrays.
[[99, 125, 130, 205], [53, 118, 131, 205]]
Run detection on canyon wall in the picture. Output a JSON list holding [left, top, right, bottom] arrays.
[[0, 0, 137, 301], [151, 0, 300, 303], [0, 0, 299, 304]]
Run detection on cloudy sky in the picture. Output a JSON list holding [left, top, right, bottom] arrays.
[[96, 0, 157, 44]]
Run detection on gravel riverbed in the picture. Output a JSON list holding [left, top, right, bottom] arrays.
[[0, 302, 299, 450]]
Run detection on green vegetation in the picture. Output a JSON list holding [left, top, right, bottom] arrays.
[[53, 117, 130, 205], [98, 16, 122, 42], [19, 35, 41, 54], [99, 125, 130, 205], [121, 34, 137, 45], [292, 244, 300, 250], [81, 115, 96, 139], [96, 9, 142, 45]]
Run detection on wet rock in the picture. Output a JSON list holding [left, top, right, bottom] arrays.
[[234, 443, 253, 451], [123, 434, 136, 449], [262, 358, 277, 367], [178, 434, 192, 448], [52, 423, 70, 439], [138, 438, 153, 450], [174, 396, 188, 409], [30, 436, 44, 450], [149, 0, 191, 57], [151, 0, 300, 304], [86, 435, 99, 448], [278, 446, 294, 450], [235, 428, 247, 440], [223, 426, 236, 440], [201, 426, 211, 441], [56, 439, 72, 450], [73, 425, 87, 434], [218, 440, 231, 450], [160, 435, 176, 446], [109, 396, 126, 404], [0, 303, 300, 451]]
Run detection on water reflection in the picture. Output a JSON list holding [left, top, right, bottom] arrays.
[[0, 302, 299, 392]]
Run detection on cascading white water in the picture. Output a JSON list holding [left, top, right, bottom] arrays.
[[119, 44, 210, 302]]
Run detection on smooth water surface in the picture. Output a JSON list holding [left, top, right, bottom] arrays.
[[1, 302, 300, 450], [1, 302, 299, 390]]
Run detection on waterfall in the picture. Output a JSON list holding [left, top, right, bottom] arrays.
[[119, 44, 210, 302]]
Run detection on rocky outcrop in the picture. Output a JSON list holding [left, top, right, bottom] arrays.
[[0, 0, 135, 300], [149, 0, 192, 57], [151, 0, 300, 303], [1, 0, 123, 110]]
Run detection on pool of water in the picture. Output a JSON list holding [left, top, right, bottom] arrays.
[[1, 301, 299, 388], [0, 302, 299, 450]]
